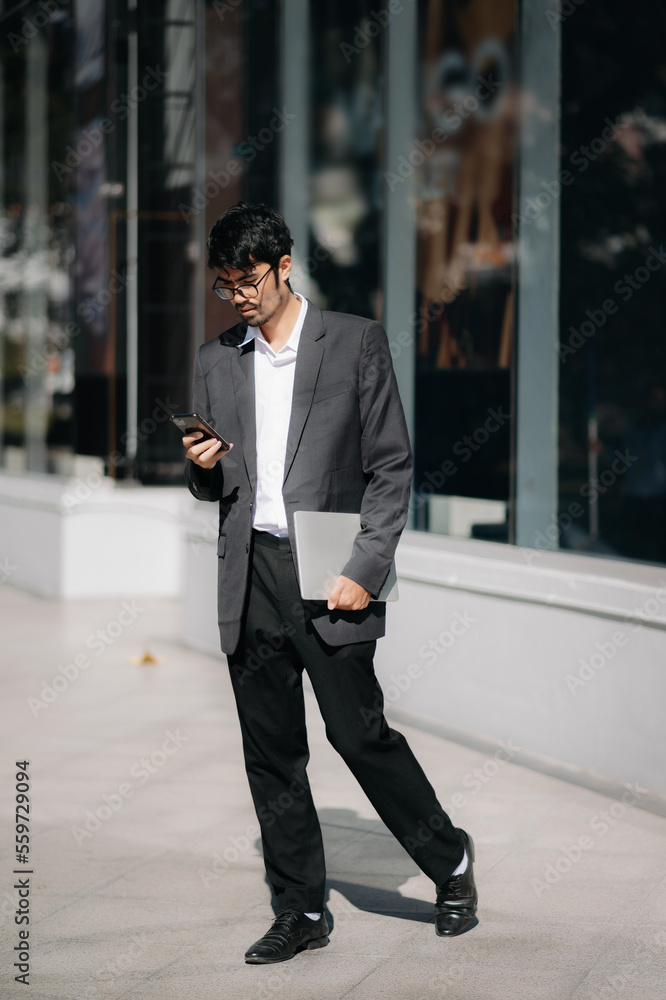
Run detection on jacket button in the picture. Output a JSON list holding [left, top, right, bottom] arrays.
[[246, 543, 249, 553]]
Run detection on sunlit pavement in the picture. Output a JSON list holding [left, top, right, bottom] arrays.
[[1, 584, 665, 1000]]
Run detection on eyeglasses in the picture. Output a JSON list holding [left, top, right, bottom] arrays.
[[212, 266, 274, 301]]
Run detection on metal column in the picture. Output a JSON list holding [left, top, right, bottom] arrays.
[[515, 0, 561, 548], [384, 1, 418, 447], [279, 0, 310, 287], [24, 30, 48, 472]]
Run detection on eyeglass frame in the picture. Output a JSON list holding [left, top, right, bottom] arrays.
[[211, 265, 275, 301]]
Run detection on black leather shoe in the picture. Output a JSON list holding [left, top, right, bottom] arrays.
[[435, 828, 478, 937], [244, 910, 329, 964]]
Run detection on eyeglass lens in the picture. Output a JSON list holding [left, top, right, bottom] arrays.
[[224, 284, 258, 300]]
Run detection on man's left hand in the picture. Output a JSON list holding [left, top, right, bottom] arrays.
[[327, 576, 371, 611]]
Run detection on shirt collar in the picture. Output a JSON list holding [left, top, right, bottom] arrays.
[[239, 293, 308, 354]]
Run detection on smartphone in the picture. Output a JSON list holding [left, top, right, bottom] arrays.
[[170, 412, 231, 451]]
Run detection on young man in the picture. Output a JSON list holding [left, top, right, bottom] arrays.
[[182, 202, 477, 963]]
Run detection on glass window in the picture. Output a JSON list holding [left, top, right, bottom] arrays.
[[306, 0, 385, 320], [134, 0, 200, 484], [0, 3, 78, 475], [202, 0, 280, 343], [0, 1, 262, 485], [412, 0, 517, 542], [559, 1, 666, 566]]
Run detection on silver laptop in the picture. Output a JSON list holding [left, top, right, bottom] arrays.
[[292, 510, 399, 602]]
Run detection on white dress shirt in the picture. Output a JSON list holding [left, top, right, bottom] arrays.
[[239, 293, 309, 535]]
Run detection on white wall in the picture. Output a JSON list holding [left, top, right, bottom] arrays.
[[0, 471, 183, 598], [376, 532, 666, 805], [4, 467, 664, 808], [180, 515, 666, 807], [180, 495, 220, 655]]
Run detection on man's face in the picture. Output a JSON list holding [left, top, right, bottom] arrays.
[[216, 257, 290, 327]]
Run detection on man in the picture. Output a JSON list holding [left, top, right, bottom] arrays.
[[182, 202, 477, 964]]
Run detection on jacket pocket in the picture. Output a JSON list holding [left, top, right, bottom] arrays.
[[311, 379, 352, 404]]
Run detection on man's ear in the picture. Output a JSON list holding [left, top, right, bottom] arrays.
[[277, 254, 292, 287]]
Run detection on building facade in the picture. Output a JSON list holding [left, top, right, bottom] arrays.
[[1, 1, 665, 802], [2, 0, 666, 562]]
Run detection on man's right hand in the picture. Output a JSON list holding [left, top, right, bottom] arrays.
[[183, 431, 233, 469]]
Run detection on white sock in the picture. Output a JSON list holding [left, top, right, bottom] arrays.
[[304, 911, 321, 920], [451, 849, 468, 876]]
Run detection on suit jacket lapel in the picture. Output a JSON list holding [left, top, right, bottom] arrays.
[[231, 337, 257, 491], [283, 303, 325, 486]]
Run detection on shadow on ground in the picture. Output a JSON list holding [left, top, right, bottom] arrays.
[[256, 806, 479, 933]]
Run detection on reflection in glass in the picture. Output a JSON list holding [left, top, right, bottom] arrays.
[[559, 1, 666, 565], [307, 2, 384, 320], [1, 7, 78, 474], [413, 0, 517, 539]]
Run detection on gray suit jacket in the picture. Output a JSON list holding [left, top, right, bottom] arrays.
[[185, 299, 413, 654]]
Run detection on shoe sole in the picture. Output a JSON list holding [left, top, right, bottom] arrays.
[[306, 935, 330, 950], [245, 935, 329, 964], [435, 916, 476, 938]]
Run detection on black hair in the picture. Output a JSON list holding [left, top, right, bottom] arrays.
[[207, 203, 294, 286]]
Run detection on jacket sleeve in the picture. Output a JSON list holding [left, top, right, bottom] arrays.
[[340, 321, 413, 596], [185, 345, 224, 503]]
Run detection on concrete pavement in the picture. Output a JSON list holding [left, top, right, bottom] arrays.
[[1, 585, 665, 1000]]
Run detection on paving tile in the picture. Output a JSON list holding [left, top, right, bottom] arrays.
[[2, 586, 666, 1000], [568, 923, 666, 1000]]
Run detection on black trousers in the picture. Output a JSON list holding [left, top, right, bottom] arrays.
[[226, 529, 464, 913]]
